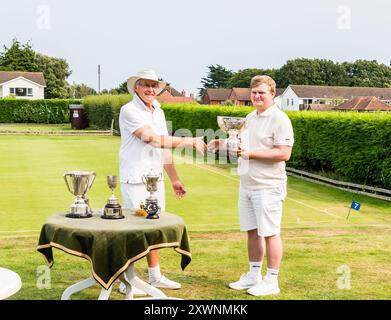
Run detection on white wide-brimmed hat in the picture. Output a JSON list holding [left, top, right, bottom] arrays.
[[127, 69, 166, 94]]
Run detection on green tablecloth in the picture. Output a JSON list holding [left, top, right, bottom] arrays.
[[37, 210, 191, 289]]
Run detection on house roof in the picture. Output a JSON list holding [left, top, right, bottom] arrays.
[[204, 88, 231, 101], [275, 88, 285, 97], [289, 85, 391, 100], [231, 87, 286, 101], [158, 86, 183, 97], [0, 71, 46, 86], [333, 96, 391, 111], [157, 95, 197, 104], [231, 88, 250, 101]]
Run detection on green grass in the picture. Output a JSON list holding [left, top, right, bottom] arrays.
[[0, 123, 73, 131], [0, 135, 390, 300]]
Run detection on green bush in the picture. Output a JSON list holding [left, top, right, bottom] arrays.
[[0, 99, 82, 123], [287, 111, 391, 189], [83, 94, 132, 131]]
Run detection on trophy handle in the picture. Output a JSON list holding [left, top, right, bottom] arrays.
[[141, 174, 147, 186], [86, 172, 96, 192], [63, 173, 73, 195], [159, 172, 163, 181]]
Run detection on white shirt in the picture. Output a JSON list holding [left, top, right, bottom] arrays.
[[119, 94, 169, 184], [238, 104, 294, 189]]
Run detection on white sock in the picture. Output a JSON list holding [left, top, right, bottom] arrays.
[[265, 268, 279, 282], [249, 261, 262, 277], [148, 265, 161, 282]]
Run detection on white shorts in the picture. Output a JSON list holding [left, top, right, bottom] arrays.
[[238, 184, 286, 237], [120, 181, 166, 212]]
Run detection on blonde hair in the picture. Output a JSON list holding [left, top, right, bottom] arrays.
[[250, 75, 276, 95]]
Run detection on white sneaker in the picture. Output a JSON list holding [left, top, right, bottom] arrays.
[[149, 275, 181, 289], [247, 278, 280, 296], [228, 272, 262, 290], [118, 281, 147, 296]]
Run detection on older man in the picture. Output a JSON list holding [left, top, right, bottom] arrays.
[[119, 69, 205, 292], [208, 75, 294, 296]]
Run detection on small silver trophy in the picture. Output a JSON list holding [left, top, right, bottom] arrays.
[[217, 116, 247, 156], [141, 170, 163, 219], [63, 171, 96, 218], [102, 176, 124, 219]]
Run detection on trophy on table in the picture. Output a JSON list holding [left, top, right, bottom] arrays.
[[63, 171, 96, 218], [141, 170, 163, 219], [217, 116, 247, 158], [102, 175, 124, 219]]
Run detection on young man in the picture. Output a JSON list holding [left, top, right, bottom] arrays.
[[119, 69, 205, 292], [208, 75, 294, 296]]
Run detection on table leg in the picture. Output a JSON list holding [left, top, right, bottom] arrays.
[[61, 276, 97, 300], [97, 286, 112, 300], [121, 264, 167, 300]]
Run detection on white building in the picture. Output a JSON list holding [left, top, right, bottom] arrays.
[[0, 71, 46, 99], [279, 85, 391, 111]]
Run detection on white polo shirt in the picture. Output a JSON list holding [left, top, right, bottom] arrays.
[[238, 104, 294, 189], [119, 94, 169, 184]]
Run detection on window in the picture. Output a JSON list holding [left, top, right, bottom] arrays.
[[15, 88, 27, 97], [291, 99, 294, 106], [27, 88, 33, 96], [10, 88, 15, 94], [287, 98, 289, 106]]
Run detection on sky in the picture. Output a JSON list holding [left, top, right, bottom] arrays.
[[1, 0, 390, 96]]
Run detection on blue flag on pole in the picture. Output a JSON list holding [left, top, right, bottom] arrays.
[[351, 201, 361, 211]]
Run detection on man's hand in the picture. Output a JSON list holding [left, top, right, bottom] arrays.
[[192, 137, 207, 155], [207, 139, 226, 153], [237, 146, 250, 159], [172, 180, 186, 199]]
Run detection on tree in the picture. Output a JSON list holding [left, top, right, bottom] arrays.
[[0, 38, 36, 71], [68, 83, 97, 98], [34, 53, 72, 98], [342, 60, 391, 87], [109, 81, 128, 94], [198, 64, 233, 97], [227, 68, 277, 88], [274, 58, 349, 88]]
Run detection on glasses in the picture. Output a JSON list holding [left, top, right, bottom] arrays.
[[136, 82, 159, 90]]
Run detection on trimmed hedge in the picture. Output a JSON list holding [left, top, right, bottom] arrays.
[[82, 94, 391, 189], [0, 98, 82, 123], [287, 111, 391, 189], [83, 94, 132, 131]]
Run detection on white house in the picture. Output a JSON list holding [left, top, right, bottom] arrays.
[[0, 71, 46, 99], [279, 85, 391, 111]]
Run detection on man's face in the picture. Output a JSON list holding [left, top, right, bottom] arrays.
[[134, 79, 159, 106], [250, 83, 275, 109]]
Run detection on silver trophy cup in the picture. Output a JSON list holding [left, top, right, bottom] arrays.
[[217, 116, 247, 156], [141, 171, 163, 219], [102, 175, 123, 219], [63, 171, 96, 218]]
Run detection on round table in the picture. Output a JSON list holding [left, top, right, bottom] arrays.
[[37, 210, 191, 300], [0, 267, 22, 300]]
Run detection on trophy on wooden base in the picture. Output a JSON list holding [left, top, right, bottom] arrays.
[[141, 171, 162, 219], [102, 175, 124, 219]]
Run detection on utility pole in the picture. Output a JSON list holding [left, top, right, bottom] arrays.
[[98, 64, 101, 94]]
